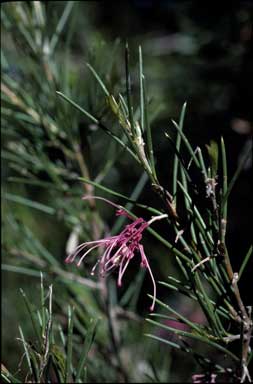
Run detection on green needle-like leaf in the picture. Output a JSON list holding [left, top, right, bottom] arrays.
[[238, 245, 252, 281], [49, 1, 74, 53], [146, 318, 239, 362], [125, 42, 135, 134], [148, 296, 205, 336], [86, 63, 110, 97], [138, 46, 144, 132], [78, 176, 162, 215], [173, 102, 187, 202], [1, 264, 42, 278], [145, 333, 182, 350], [206, 140, 219, 178], [3, 193, 56, 215], [143, 74, 157, 180], [222, 143, 251, 210], [65, 306, 74, 383], [18, 326, 33, 375], [56, 91, 99, 124], [20, 288, 43, 347], [221, 136, 228, 233], [57, 92, 139, 161], [75, 318, 99, 382]]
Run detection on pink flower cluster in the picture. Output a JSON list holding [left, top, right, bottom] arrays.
[[65, 196, 167, 311]]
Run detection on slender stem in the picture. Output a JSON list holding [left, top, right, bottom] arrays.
[[125, 42, 135, 135], [191, 272, 224, 338], [238, 245, 253, 281], [240, 306, 252, 382], [220, 137, 228, 242], [197, 146, 208, 180], [65, 306, 74, 383], [177, 181, 214, 247], [39, 285, 53, 381], [139, 46, 144, 132], [143, 74, 157, 181], [146, 318, 239, 362], [221, 144, 251, 212], [219, 243, 250, 324], [73, 142, 101, 240], [105, 280, 128, 382], [179, 163, 197, 243], [171, 119, 200, 169], [173, 102, 187, 203]]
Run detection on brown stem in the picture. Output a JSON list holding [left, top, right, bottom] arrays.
[[217, 243, 252, 381], [152, 183, 180, 224], [240, 306, 252, 382], [218, 243, 249, 323], [73, 142, 101, 239]]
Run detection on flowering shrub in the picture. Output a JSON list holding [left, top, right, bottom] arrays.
[[66, 196, 168, 311], [2, 2, 252, 383]]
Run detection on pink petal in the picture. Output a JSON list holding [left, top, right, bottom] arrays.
[[139, 244, 157, 311]]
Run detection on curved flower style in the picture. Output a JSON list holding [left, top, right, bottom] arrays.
[[65, 196, 167, 311]]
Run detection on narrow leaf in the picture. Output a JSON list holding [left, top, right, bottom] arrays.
[[56, 91, 98, 124], [206, 140, 219, 177], [138, 46, 144, 132], [78, 176, 162, 215], [222, 143, 251, 209], [49, 2, 74, 53], [125, 42, 135, 133], [86, 63, 109, 97], [20, 289, 42, 346], [170, 120, 200, 169], [75, 318, 99, 382], [238, 245, 252, 281], [65, 306, 74, 383], [18, 326, 33, 375], [173, 102, 187, 202], [146, 318, 239, 362], [3, 193, 56, 215]]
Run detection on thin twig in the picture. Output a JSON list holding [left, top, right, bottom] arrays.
[[38, 285, 53, 381]]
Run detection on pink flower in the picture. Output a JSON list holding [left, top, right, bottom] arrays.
[[65, 196, 167, 311]]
